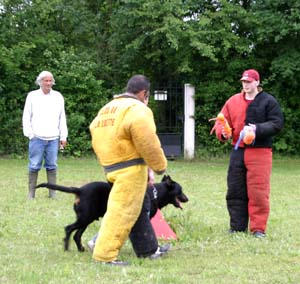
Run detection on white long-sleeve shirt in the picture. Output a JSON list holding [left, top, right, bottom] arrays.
[[22, 88, 68, 140]]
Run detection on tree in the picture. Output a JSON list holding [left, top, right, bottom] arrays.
[[251, 0, 300, 153], [0, 0, 105, 156], [0, 0, 299, 156]]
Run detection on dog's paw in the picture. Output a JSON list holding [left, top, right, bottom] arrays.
[[78, 245, 85, 252]]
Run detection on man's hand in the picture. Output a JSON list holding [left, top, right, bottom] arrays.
[[242, 125, 256, 145], [60, 140, 67, 151], [148, 168, 155, 185]]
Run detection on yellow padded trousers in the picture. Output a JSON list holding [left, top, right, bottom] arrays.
[[93, 165, 148, 262]]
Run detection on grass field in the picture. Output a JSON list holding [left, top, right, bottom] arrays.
[[0, 156, 300, 284]]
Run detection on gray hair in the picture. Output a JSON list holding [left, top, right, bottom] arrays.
[[35, 71, 55, 86]]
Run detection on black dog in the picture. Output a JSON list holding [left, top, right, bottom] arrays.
[[36, 175, 188, 252]]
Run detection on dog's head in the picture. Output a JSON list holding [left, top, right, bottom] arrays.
[[159, 175, 189, 209]]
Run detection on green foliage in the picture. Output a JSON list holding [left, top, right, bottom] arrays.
[[0, 0, 299, 156], [250, 0, 300, 155], [272, 107, 300, 154], [41, 48, 107, 156], [0, 0, 107, 156]]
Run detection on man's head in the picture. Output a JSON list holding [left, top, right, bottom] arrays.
[[126, 75, 150, 94], [35, 71, 55, 94], [126, 75, 150, 104], [240, 69, 260, 96]]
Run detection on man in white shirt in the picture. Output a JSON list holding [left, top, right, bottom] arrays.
[[22, 71, 68, 199]]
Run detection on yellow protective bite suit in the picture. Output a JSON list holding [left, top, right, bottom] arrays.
[[90, 94, 167, 262]]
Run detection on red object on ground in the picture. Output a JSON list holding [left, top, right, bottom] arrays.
[[150, 209, 178, 240]]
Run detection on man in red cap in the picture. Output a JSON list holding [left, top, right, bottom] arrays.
[[212, 69, 284, 238]]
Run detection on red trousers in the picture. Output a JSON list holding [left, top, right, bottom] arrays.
[[245, 148, 272, 232]]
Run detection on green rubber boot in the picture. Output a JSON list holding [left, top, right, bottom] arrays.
[[47, 169, 57, 198], [28, 171, 38, 200]]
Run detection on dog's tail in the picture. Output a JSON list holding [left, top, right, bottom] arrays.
[[35, 183, 81, 194]]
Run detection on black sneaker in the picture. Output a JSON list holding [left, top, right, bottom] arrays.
[[149, 243, 171, 260], [102, 260, 129, 266], [228, 228, 247, 234], [228, 228, 237, 234], [253, 231, 266, 238]]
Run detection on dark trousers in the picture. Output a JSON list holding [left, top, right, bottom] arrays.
[[226, 148, 249, 231], [129, 193, 158, 257]]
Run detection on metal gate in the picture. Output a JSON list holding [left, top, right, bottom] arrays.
[[151, 83, 184, 158]]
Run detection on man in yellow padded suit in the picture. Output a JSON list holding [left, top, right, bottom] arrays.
[[89, 75, 167, 266]]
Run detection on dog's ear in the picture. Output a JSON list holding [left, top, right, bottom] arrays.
[[161, 175, 172, 184], [161, 175, 167, 182]]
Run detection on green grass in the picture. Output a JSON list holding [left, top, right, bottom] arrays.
[[1, 156, 300, 284]]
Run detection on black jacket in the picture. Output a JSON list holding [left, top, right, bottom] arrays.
[[245, 91, 284, 148]]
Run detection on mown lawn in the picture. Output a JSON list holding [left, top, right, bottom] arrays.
[[0, 156, 299, 284]]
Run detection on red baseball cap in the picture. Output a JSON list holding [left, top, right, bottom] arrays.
[[240, 69, 260, 82]]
